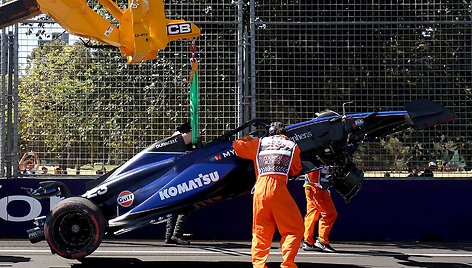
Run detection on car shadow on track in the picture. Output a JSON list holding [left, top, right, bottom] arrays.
[[0, 256, 30, 263], [72, 258, 363, 268], [335, 249, 472, 268], [393, 253, 472, 268], [101, 240, 254, 249]]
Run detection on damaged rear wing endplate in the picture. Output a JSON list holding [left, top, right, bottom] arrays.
[[406, 99, 456, 130]]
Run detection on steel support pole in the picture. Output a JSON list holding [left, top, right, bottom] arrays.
[[243, 28, 250, 125], [0, 28, 6, 177], [12, 25, 19, 177], [237, 0, 244, 131], [249, 0, 256, 121], [6, 31, 13, 178]]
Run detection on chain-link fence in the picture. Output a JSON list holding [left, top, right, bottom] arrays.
[[1, 0, 471, 178], [253, 0, 472, 177]]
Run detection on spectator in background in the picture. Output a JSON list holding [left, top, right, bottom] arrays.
[[19, 152, 40, 175], [54, 166, 66, 175], [41, 166, 48, 174], [421, 161, 437, 177], [96, 166, 107, 175], [407, 166, 420, 177]]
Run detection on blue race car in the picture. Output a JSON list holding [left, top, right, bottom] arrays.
[[25, 100, 454, 259]]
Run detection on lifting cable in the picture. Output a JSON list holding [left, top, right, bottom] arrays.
[[189, 38, 199, 145]]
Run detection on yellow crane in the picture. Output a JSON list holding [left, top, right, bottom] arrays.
[[0, 0, 201, 63]]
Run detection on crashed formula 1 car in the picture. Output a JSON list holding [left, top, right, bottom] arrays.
[[25, 100, 454, 259]]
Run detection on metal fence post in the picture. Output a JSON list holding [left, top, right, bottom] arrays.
[[0, 28, 6, 178], [238, 0, 254, 135], [237, 0, 244, 130], [6, 31, 14, 178], [249, 0, 256, 122], [243, 28, 250, 123], [12, 25, 19, 177]]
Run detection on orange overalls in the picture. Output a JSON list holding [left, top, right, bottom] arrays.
[[303, 169, 337, 246], [233, 135, 304, 268]]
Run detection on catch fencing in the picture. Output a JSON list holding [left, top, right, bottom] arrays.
[[1, 0, 471, 178]]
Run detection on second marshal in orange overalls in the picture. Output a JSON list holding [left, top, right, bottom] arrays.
[[302, 166, 337, 252], [233, 122, 304, 268]]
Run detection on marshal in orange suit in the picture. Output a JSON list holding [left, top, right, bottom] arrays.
[[302, 166, 337, 252], [233, 122, 304, 268]]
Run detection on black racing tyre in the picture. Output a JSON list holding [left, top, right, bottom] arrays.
[[44, 197, 106, 259]]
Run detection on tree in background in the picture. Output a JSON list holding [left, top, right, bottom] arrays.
[[19, 40, 98, 167], [18, 39, 191, 167], [380, 136, 413, 173], [89, 46, 189, 164]]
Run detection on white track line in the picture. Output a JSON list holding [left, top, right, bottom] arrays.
[[0, 249, 472, 258]]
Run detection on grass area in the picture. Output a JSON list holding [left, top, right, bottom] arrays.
[[80, 164, 118, 171], [40, 164, 119, 176]]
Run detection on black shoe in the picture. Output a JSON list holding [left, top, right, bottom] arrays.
[[171, 236, 190, 245], [301, 241, 317, 251], [165, 238, 176, 244], [314, 239, 336, 252]]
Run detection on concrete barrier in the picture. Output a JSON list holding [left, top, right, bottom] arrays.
[[1, 177, 471, 242]]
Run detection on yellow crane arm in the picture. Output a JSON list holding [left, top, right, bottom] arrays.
[[36, 0, 122, 47], [0, 0, 201, 63]]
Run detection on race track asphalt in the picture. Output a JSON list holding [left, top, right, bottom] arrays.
[[1, 239, 472, 267]]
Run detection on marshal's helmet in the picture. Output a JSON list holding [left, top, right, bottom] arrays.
[[268, 121, 286, 136]]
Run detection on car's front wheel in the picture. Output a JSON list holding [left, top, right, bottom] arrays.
[[44, 197, 106, 259]]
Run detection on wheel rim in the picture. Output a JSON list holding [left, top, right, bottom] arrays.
[[53, 210, 95, 250]]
